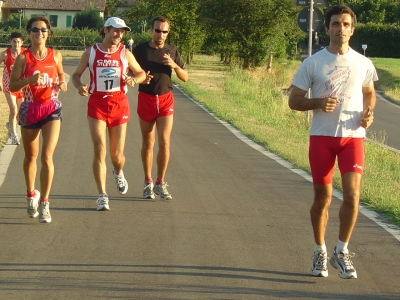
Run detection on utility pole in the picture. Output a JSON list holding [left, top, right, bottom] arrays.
[[294, 0, 327, 121], [18, 9, 23, 30]]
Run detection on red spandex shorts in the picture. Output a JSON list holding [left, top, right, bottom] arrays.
[[88, 94, 130, 128], [309, 136, 365, 185], [9, 90, 23, 99], [137, 91, 174, 122]]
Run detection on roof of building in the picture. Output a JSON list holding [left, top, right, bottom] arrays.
[[2, 0, 106, 11]]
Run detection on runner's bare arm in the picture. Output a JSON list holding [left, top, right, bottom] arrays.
[[162, 53, 188, 82], [9, 54, 29, 92], [72, 49, 90, 96], [361, 84, 376, 128], [54, 50, 67, 92], [289, 85, 339, 113]]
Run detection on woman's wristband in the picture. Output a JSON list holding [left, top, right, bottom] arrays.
[[59, 81, 67, 86]]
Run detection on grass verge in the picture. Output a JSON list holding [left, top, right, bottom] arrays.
[[370, 57, 400, 105]]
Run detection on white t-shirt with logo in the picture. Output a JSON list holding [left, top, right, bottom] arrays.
[[292, 47, 378, 137]]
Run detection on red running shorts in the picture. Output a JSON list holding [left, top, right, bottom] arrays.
[[309, 136, 364, 185], [88, 94, 130, 128], [137, 91, 174, 122]]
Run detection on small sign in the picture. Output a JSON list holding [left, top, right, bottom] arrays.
[[297, 7, 324, 33], [362, 44, 367, 50], [293, 0, 328, 7]]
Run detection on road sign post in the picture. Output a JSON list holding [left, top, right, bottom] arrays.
[[362, 44, 367, 56], [294, 0, 327, 122], [293, 0, 328, 7]]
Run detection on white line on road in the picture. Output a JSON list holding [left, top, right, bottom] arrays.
[[0, 139, 18, 188]]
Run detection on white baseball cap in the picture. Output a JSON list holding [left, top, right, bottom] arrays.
[[104, 17, 131, 31]]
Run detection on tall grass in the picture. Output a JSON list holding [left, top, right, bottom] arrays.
[[175, 55, 400, 226], [370, 57, 400, 104]]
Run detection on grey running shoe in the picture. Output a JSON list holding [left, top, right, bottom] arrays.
[[5, 122, 12, 139], [97, 193, 110, 211], [113, 169, 128, 195], [11, 134, 20, 145], [311, 251, 328, 277], [330, 247, 357, 279], [26, 189, 40, 218], [154, 182, 172, 200], [39, 201, 52, 223], [143, 181, 155, 199]]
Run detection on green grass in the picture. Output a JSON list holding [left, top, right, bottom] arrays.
[[175, 54, 400, 226], [370, 57, 400, 104]]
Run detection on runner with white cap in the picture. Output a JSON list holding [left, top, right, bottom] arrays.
[[72, 17, 146, 211]]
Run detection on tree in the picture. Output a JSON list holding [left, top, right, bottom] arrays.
[[332, 0, 392, 24], [104, 0, 125, 18], [200, 0, 301, 68], [124, 0, 205, 64], [0, 14, 27, 31], [73, 4, 104, 30]]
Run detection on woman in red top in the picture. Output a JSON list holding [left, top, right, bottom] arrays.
[[0, 32, 25, 145], [9, 16, 67, 224]]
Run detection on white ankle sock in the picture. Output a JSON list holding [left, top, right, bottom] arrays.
[[314, 242, 327, 253], [336, 240, 349, 254]]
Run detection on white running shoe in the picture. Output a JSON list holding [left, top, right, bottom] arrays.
[[5, 122, 12, 139], [39, 202, 52, 223], [143, 181, 155, 199], [330, 247, 357, 279], [113, 169, 128, 195], [97, 193, 110, 211], [26, 190, 40, 218], [154, 182, 172, 200], [11, 134, 20, 145], [311, 251, 328, 277]]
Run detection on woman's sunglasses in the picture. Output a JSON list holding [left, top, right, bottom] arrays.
[[29, 27, 49, 33]]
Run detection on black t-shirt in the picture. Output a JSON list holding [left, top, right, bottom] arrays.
[[133, 42, 185, 95]]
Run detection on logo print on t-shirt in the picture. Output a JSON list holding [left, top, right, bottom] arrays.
[[324, 66, 351, 93]]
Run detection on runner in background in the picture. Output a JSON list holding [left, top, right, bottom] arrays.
[[133, 16, 188, 200], [0, 32, 26, 145]]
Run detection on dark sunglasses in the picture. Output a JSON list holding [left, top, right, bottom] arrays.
[[29, 27, 49, 33], [154, 29, 169, 34]]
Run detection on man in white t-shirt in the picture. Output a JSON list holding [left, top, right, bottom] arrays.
[[289, 5, 378, 279]]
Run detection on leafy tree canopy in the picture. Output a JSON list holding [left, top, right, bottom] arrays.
[[73, 4, 104, 30]]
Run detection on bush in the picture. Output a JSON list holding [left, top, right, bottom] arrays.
[[0, 27, 153, 51], [350, 24, 400, 58]]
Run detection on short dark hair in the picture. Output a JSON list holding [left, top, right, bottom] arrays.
[[325, 5, 357, 29], [10, 32, 23, 40], [151, 16, 170, 29]]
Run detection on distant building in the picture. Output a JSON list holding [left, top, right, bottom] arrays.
[[0, 0, 106, 29]]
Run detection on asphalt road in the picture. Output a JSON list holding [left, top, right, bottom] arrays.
[[0, 62, 399, 299], [368, 92, 400, 151]]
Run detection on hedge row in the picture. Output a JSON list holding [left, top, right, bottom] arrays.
[[1, 24, 399, 58], [0, 28, 152, 50], [350, 24, 400, 58]]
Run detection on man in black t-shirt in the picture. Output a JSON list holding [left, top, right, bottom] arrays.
[[133, 16, 188, 200]]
